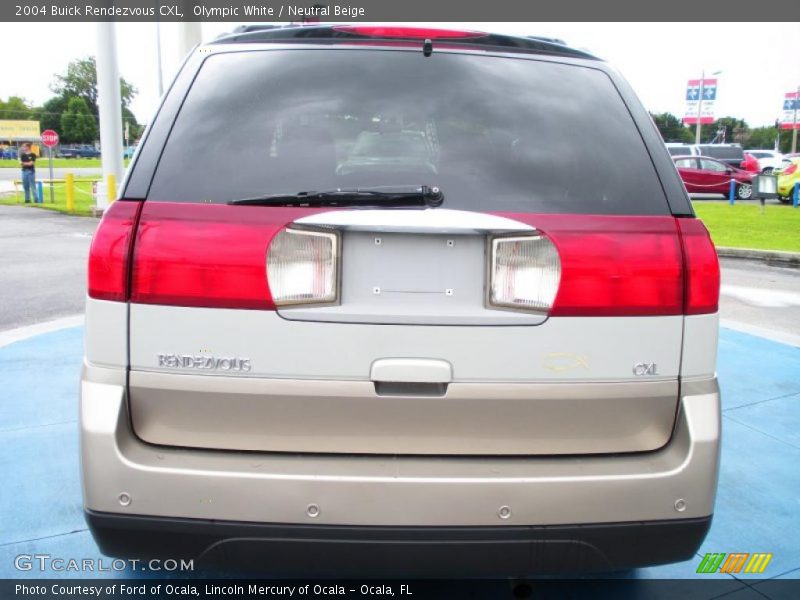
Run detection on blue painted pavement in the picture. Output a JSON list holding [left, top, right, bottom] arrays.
[[0, 326, 798, 595]]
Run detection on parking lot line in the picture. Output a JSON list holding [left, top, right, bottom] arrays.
[[0, 315, 84, 349], [0, 325, 798, 586], [721, 319, 800, 350]]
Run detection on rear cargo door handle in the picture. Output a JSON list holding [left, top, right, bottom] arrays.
[[370, 358, 453, 383]]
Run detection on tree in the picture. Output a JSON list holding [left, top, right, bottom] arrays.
[[651, 112, 693, 143], [747, 126, 779, 150], [34, 96, 69, 132], [43, 56, 141, 144], [122, 106, 144, 142], [705, 116, 748, 144], [0, 96, 34, 120], [50, 56, 137, 116], [60, 97, 98, 143]]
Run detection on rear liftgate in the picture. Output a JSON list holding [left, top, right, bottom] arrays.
[[87, 202, 718, 455]]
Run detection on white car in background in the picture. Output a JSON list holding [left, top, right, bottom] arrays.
[[665, 142, 700, 157], [745, 149, 790, 174]]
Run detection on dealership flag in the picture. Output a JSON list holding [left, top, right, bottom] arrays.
[[683, 79, 717, 125], [779, 92, 799, 130]]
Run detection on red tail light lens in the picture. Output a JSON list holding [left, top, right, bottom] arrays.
[[333, 26, 488, 40], [677, 218, 720, 315], [88, 200, 143, 302], [106, 203, 719, 317], [129, 203, 322, 309], [783, 163, 797, 175]]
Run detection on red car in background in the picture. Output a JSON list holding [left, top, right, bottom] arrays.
[[673, 155, 754, 199], [741, 153, 760, 173]]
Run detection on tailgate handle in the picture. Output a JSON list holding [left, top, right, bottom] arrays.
[[374, 381, 448, 397], [370, 358, 453, 383]]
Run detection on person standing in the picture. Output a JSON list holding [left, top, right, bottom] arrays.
[[19, 143, 37, 203]]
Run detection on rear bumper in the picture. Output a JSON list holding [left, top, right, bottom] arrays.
[[80, 365, 720, 572], [778, 181, 796, 197], [85, 510, 712, 575]]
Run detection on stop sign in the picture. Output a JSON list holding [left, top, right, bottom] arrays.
[[41, 130, 59, 148]]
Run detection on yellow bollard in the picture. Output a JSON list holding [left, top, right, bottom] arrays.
[[65, 173, 75, 213], [107, 173, 116, 203]]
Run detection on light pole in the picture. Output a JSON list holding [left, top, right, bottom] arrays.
[[695, 70, 722, 145], [153, 2, 164, 96], [792, 84, 799, 154], [96, 22, 124, 211], [156, 21, 164, 97]]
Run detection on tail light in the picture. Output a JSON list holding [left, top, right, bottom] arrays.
[[677, 218, 720, 315], [500, 214, 720, 317], [93, 203, 718, 318], [488, 235, 560, 312], [783, 163, 797, 175], [493, 214, 711, 317], [87, 200, 142, 301], [128, 203, 320, 309], [267, 228, 339, 306]]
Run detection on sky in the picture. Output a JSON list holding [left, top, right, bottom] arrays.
[[1, 21, 799, 129]]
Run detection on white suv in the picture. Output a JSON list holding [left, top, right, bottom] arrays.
[[80, 25, 721, 576]]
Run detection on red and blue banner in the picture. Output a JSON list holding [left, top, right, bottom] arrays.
[[683, 78, 717, 125], [780, 92, 799, 130]]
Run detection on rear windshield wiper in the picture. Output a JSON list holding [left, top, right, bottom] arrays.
[[228, 186, 444, 208]]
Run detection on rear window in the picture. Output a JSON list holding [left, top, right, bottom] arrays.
[[667, 146, 692, 157], [148, 49, 669, 215], [698, 145, 744, 160]]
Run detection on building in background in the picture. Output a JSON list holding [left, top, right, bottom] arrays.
[[0, 120, 41, 157]]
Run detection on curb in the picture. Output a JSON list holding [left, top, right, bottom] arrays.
[[716, 247, 800, 268]]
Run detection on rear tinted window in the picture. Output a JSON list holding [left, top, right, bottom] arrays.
[[667, 146, 692, 157], [698, 145, 744, 160], [148, 49, 668, 215]]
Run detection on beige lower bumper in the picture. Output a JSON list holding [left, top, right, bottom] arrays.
[[80, 366, 720, 527], [127, 371, 679, 455]]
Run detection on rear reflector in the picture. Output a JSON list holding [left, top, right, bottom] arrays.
[[88, 200, 142, 302], [333, 26, 488, 40], [677, 218, 720, 315]]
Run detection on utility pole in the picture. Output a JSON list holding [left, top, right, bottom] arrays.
[[694, 70, 721, 145], [792, 84, 799, 155], [155, 21, 164, 97], [96, 22, 124, 211], [153, 2, 164, 95], [695, 70, 705, 145]]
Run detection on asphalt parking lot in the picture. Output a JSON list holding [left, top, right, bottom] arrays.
[[0, 206, 799, 596]]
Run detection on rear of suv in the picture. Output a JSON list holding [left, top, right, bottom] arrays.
[[696, 143, 746, 168], [81, 26, 721, 576]]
